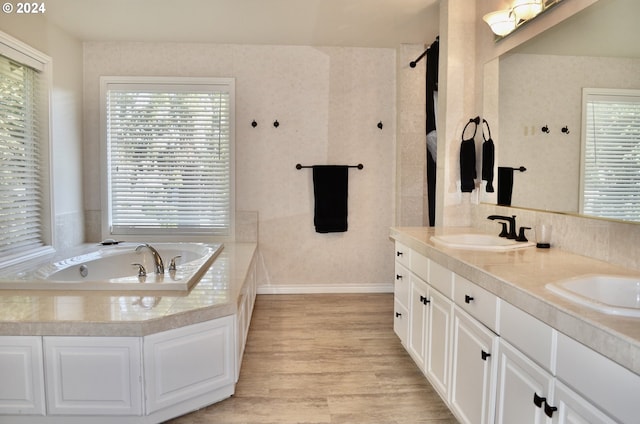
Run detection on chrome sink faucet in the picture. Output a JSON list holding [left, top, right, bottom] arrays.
[[135, 243, 165, 274], [487, 215, 517, 239]]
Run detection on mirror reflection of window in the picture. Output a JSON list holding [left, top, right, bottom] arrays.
[[581, 88, 640, 222]]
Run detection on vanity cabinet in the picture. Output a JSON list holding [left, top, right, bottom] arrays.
[[391, 238, 640, 424], [0, 336, 45, 415], [43, 336, 143, 416]]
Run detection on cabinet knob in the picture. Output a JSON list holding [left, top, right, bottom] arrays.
[[396, 251, 403, 257], [533, 393, 546, 408], [544, 402, 558, 418], [395, 312, 402, 318], [396, 274, 403, 280], [419, 295, 431, 305], [464, 294, 474, 304], [481, 350, 491, 361]]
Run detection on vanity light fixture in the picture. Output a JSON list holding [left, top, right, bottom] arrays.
[[512, 0, 543, 21], [484, 0, 561, 37], [483, 9, 517, 37]]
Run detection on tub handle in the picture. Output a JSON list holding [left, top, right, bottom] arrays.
[[131, 263, 147, 278], [169, 256, 182, 271]]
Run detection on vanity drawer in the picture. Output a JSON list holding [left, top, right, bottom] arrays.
[[556, 333, 640, 424], [394, 263, 410, 309], [410, 250, 429, 282], [453, 274, 499, 332], [499, 301, 555, 373], [428, 261, 453, 299], [394, 242, 410, 268]]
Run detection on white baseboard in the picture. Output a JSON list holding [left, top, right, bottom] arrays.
[[257, 283, 393, 295]]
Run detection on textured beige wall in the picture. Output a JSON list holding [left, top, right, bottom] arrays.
[[82, 42, 396, 292]]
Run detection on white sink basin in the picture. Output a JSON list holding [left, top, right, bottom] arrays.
[[546, 275, 640, 317], [430, 233, 535, 251]]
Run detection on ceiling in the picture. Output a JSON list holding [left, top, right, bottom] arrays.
[[41, 0, 440, 48]]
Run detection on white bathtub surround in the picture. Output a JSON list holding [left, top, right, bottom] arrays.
[[0, 243, 257, 423]]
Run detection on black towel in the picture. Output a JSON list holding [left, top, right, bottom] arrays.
[[460, 139, 476, 192], [482, 138, 495, 192], [497, 167, 514, 206], [312, 166, 349, 233]]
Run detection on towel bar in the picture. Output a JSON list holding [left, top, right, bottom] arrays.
[[296, 164, 363, 170]]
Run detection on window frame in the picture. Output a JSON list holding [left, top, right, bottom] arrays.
[[0, 31, 54, 268], [100, 76, 236, 242]]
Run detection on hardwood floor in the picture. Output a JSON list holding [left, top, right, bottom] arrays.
[[166, 293, 457, 423]]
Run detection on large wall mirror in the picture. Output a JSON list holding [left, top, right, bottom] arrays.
[[495, 0, 640, 223]]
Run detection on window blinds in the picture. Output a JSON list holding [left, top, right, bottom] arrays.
[[105, 80, 233, 236], [0, 54, 44, 258], [583, 91, 640, 222]]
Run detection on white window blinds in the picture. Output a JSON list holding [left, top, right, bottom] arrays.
[[582, 89, 640, 222], [0, 54, 44, 259], [103, 78, 234, 236]]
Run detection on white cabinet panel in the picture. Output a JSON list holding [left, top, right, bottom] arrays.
[[408, 275, 429, 369], [495, 339, 552, 424], [43, 336, 142, 416], [394, 262, 410, 309], [556, 333, 640, 424], [428, 261, 453, 298], [453, 274, 499, 332], [144, 316, 235, 414], [425, 288, 453, 401], [553, 380, 617, 424], [0, 336, 45, 415], [394, 299, 409, 346], [450, 307, 498, 424]]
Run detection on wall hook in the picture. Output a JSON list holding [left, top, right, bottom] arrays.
[[541, 125, 550, 134], [377, 121, 383, 130], [251, 120, 257, 128], [561, 126, 570, 134], [273, 120, 280, 128]]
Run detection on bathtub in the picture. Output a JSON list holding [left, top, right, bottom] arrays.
[[0, 242, 223, 291]]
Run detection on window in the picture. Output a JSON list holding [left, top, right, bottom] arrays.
[[101, 77, 235, 239], [581, 88, 640, 222], [0, 33, 52, 267]]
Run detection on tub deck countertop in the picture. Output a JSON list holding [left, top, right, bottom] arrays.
[[0, 243, 257, 337], [390, 227, 640, 376]]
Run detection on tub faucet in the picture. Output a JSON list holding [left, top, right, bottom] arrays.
[[487, 215, 517, 239], [135, 243, 164, 274]]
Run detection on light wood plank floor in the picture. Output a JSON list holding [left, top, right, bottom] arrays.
[[166, 293, 457, 423]]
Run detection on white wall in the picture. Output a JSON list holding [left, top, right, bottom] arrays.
[[82, 42, 396, 292]]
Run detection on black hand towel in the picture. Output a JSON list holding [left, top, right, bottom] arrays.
[[497, 167, 514, 206], [482, 138, 495, 192], [312, 166, 349, 233], [460, 139, 476, 192]]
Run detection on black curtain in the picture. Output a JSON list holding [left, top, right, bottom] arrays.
[[425, 37, 439, 226]]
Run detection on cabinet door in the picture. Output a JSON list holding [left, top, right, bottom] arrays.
[[408, 275, 429, 369], [495, 339, 552, 424], [144, 316, 235, 414], [450, 307, 498, 424], [425, 288, 452, 402], [44, 336, 142, 416], [552, 380, 617, 424], [0, 336, 45, 415], [394, 299, 409, 346]]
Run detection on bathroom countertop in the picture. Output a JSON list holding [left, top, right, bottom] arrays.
[[390, 226, 640, 376], [0, 243, 257, 337]]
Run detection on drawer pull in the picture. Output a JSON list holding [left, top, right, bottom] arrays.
[[464, 294, 474, 304], [396, 251, 403, 257], [420, 295, 431, 305], [481, 350, 491, 361], [544, 402, 558, 418], [395, 312, 402, 318], [533, 393, 546, 408], [396, 274, 403, 280]]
